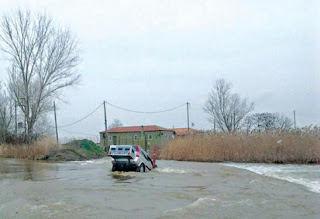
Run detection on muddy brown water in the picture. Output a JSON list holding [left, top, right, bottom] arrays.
[[0, 158, 319, 218]]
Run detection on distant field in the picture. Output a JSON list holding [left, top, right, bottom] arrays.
[[160, 130, 320, 164]]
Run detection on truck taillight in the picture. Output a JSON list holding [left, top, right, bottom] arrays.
[[135, 146, 140, 157]]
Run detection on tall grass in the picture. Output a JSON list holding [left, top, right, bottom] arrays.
[[160, 130, 320, 164], [0, 136, 59, 160]]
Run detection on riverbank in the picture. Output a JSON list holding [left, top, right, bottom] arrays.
[[160, 130, 320, 164], [0, 137, 105, 161]]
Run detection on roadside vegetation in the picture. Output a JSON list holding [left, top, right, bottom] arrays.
[[0, 137, 105, 161], [0, 136, 59, 160], [160, 127, 320, 164]]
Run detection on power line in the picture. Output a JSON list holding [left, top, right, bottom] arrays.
[[105, 101, 187, 114], [58, 103, 103, 128], [58, 128, 99, 137]]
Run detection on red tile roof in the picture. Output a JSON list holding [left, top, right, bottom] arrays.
[[100, 125, 174, 133], [173, 128, 201, 136]]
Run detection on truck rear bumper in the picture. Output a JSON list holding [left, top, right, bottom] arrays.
[[112, 161, 137, 171]]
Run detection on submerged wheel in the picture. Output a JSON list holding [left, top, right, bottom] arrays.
[[136, 163, 145, 172], [112, 165, 117, 172]]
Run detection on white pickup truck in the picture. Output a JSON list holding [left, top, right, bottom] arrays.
[[108, 145, 154, 172]]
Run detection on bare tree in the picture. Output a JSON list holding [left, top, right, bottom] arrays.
[[243, 115, 255, 135], [252, 113, 276, 132], [108, 119, 123, 129], [0, 10, 80, 142], [245, 112, 293, 133], [32, 114, 54, 140], [274, 113, 293, 131], [204, 79, 254, 132], [0, 81, 14, 143]]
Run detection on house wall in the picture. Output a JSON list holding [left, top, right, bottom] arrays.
[[100, 130, 174, 153]]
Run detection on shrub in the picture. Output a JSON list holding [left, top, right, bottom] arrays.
[[63, 139, 105, 159]]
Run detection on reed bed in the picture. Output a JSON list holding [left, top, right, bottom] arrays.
[[160, 130, 320, 164], [0, 136, 59, 160]]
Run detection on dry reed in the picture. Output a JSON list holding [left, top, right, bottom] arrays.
[[160, 131, 320, 164], [0, 136, 59, 160]]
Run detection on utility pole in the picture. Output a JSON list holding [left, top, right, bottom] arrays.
[[187, 102, 190, 133], [103, 101, 108, 150], [53, 102, 59, 144], [293, 110, 296, 129]]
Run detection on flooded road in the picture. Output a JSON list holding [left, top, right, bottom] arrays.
[[0, 158, 319, 218]]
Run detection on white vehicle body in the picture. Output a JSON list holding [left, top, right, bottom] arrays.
[[108, 145, 153, 172]]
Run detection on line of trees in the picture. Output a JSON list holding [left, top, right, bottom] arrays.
[[244, 112, 293, 134], [0, 82, 14, 142], [0, 9, 81, 143], [204, 78, 293, 133]]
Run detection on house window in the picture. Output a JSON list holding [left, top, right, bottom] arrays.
[[108, 136, 112, 141], [133, 135, 138, 141], [148, 134, 153, 140]]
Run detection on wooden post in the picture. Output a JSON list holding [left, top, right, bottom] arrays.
[[104, 101, 108, 150], [293, 110, 296, 129], [187, 102, 190, 133]]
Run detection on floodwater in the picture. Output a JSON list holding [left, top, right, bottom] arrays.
[[0, 158, 319, 218]]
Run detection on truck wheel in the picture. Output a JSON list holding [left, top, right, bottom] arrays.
[[136, 163, 145, 172], [112, 165, 117, 172]]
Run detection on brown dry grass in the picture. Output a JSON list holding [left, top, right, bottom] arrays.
[[160, 131, 320, 164], [0, 136, 60, 160]]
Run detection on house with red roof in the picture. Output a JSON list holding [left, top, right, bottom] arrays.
[[173, 128, 202, 137], [100, 125, 175, 152]]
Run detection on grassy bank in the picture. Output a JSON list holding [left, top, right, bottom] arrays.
[[51, 139, 106, 161], [160, 130, 320, 164], [0, 137, 106, 161]]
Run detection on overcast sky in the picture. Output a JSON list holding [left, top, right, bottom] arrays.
[[0, 0, 319, 141]]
